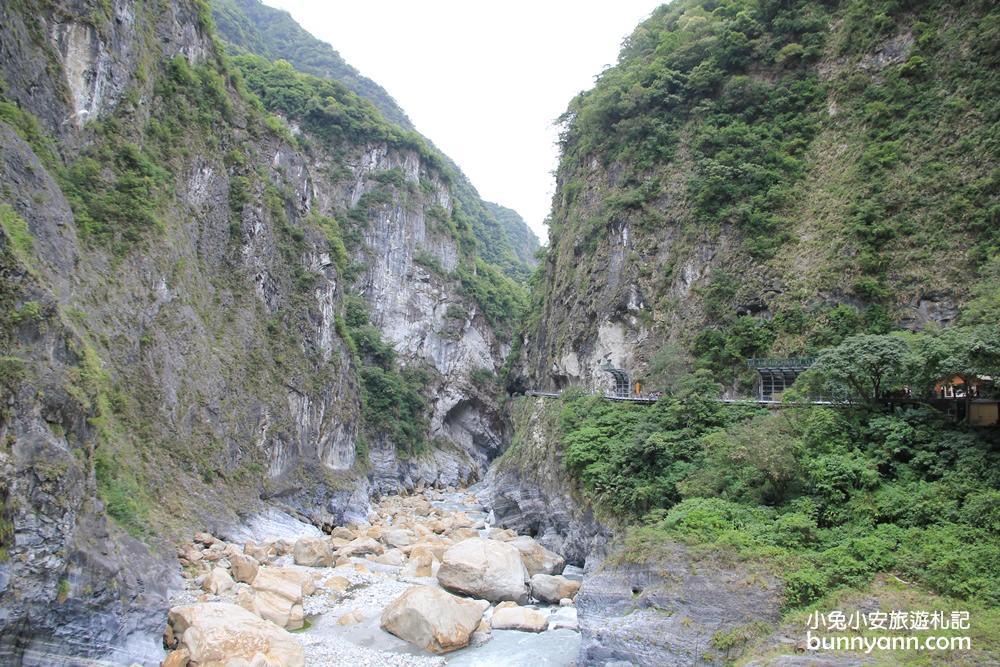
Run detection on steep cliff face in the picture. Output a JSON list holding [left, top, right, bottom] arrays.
[[575, 544, 781, 666], [0, 0, 528, 662], [0, 197, 178, 665], [305, 139, 510, 492], [211, 0, 535, 492], [492, 5, 998, 660], [482, 397, 612, 569], [0, 2, 363, 659], [510, 0, 998, 397]]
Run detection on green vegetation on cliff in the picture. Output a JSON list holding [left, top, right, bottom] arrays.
[[508, 2, 1000, 657], [0, 0, 532, 547], [528, 0, 999, 392], [341, 295, 428, 457], [558, 0, 997, 264], [228, 53, 528, 331], [554, 326, 1000, 625], [211, 0, 414, 130], [211, 0, 540, 289]]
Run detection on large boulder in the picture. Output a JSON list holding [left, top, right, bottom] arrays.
[[530, 573, 581, 604], [200, 567, 234, 596], [292, 536, 335, 567], [250, 568, 307, 631], [448, 527, 481, 542], [375, 549, 406, 566], [400, 551, 436, 578], [408, 541, 448, 561], [336, 536, 384, 557], [437, 538, 530, 604], [380, 586, 489, 654], [329, 526, 356, 541], [506, 535, 565, 576], [229, 552, 260, 584], [489, 603, 549, 633], [244, 540, 276, 564], [166, 603, 305, 667], [264, 566, 316, 595], [382, 528, 413, 549]]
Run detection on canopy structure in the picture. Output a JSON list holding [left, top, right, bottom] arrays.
[[601, 364, 632, 398], [747, 357, 815, 401]]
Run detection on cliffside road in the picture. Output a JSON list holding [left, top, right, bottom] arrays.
[[165, 488, 582, 666]]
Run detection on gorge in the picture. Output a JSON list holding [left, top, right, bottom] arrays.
[[1, 0, 998, 665]]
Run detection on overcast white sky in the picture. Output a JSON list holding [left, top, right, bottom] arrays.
[[263, 0, 660, 242]]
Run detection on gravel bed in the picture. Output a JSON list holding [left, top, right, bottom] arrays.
[[296, 632, 446, 667], [167, 488, 580, 666]]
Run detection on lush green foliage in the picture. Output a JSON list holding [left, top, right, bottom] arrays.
[[559, 325, 1000, 610], [450, 180, 535, 286], [232, 55, 428, 157], [555, 0, 998, 264], [540, 0, 999, 392], [830, 0, 1000, 279], [211, 0, 414, 130], [455, 259, 527, 333], [796, 327, 1000, 413], [555, 0, 830, 256], [483, 201, 540, 269], [962, 258, 1000, 326], [561, 371, 762, 515], [0, 100, 58, 169], [0, 205, 35, 274], [61, 133, 171, 255], [560, 399, 1000, 610], [810, 333, 909, 406]]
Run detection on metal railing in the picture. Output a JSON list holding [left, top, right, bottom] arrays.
[[747, 357, 816, 369]]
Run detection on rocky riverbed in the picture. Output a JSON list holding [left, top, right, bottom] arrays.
[[163, 488, 582, 666]]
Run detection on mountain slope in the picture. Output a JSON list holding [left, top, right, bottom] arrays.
[[511, 0, 998, 396], [211, 0, 541, 285], [492, 2, 1000, 662], [211, 0, 415, 130], [0, 0, 530, 661]]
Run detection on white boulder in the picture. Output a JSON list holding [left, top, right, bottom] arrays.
[[380, 585, 489, 654], [437, 538, 530, 604], [166, 602, 304, 666]]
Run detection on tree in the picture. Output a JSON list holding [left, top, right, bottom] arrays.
[[960, 257, 1000, 326], [811, 334, 909, 408]]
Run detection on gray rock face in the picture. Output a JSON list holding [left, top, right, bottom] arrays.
[[0, 204, 179, 665], [508, 202, 744, 398], [0, 468, 178, 667], [0, 0, 520, 662], [367, 432, 478, 496], [312, 145, 507, 487], [575, 545, 782, 666], [482, 398, 613, 569]]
